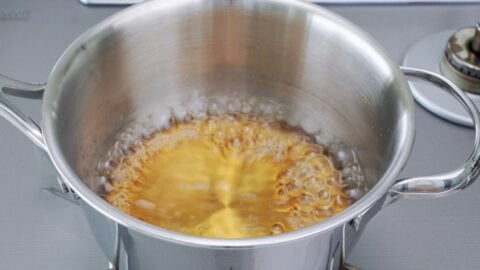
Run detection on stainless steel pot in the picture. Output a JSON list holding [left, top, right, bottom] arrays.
[[1, 1, 479, 269]]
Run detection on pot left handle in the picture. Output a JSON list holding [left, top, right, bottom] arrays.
[[0, 74, 47, 152]]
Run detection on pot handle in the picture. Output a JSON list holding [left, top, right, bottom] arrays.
[[0, 74, 47, 152], [389, 67, 480, 199]]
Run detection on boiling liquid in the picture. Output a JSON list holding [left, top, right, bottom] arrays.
[[105, 113, 350, 238]]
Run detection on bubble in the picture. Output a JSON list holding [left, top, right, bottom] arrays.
[[277, 187, 288, 197], [188, 96, 208, 119], [208, 97, 226, 115], [346, 189, 364, 201], [139, 127, 155, 138], [149, 108, 172, 130], [256, 101, 276, 115], [271, 223, 284, 234], [317, 189, 331, 200], [274, 108, 286, 121], [230, 138, 241, 148], [241, 101, 253, 113], [287, 209, 303, 229], [120, 144, 132, 155], [331, 144, 354, 167], [300, 117, 321, 134], [226, 99, 241, 112], [173, 106, 189, 122], [296, 202, 315, 212], [119, 132, 133, 143], [298, 193, 314, 204], [101, 160, 114, 171], [135, 199, 156, 209], [99, 176, 108, 185], [215, 131, 225, 140], [104, 182, 114, 193]]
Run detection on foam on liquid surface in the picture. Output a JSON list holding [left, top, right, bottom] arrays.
[[104, 113, 351, 238]]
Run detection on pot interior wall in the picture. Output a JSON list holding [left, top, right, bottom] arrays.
[[52, 0, 413, 206]]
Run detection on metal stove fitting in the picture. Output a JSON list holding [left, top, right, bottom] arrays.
[[441, 22, 480, 93]]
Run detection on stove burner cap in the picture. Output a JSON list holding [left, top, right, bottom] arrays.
[[441, 22, 480, 93]]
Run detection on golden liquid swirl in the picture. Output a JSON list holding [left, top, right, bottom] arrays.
[[105, 113, 350, 238]]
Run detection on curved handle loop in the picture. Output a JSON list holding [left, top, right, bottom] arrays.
[[0, 75, 47, 152], [389, 67, 480, 198]]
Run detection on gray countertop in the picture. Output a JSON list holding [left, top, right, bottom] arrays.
[[0, 1, 479, 269]]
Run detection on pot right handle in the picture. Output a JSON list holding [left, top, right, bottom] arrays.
[[389, 67, 480, 199]]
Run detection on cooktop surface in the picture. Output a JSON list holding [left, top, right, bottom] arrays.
[[0, 1, 479, 269]]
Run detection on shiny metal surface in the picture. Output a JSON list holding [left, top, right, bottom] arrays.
[[43, 0, 415, 251], [0, 75, 46, 151], [43, 1, 414, 268], [80, 0, 141, 5], [78, 0, 480, 5], [403, 30, 480, 127], [390, 67, 480, 198], [340, 263, 360, 270], [0, 0, 479, 269], [472, 22, 480, 53], [441, 24, 480, 93], [82, 198, 349, 270]]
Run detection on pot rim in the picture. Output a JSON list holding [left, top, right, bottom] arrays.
[[42, 0, 416, 248]]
